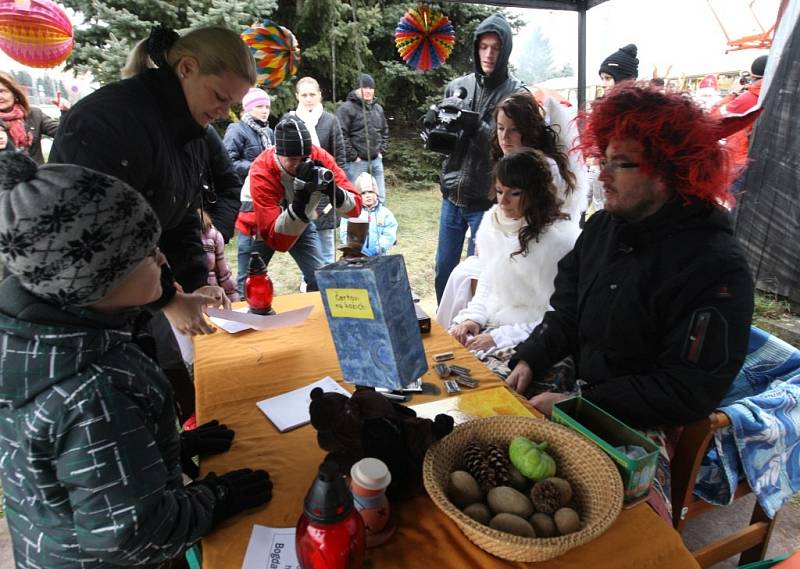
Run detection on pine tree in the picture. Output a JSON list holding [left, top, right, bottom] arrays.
[[515, 25, 556, 85], [60, 0, 276, 85]]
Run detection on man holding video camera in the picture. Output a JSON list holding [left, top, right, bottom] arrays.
[[248, 116, 362, 291], [433, 14, 526, 302]]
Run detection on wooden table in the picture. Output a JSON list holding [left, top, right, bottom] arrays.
[[194, 293, 700, 569]]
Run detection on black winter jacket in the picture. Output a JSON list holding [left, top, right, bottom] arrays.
[[49, 68, 209, 302], [203, 126, 242, 242], [24, 106, 60, 164], [336, 92, 388, 162], [512, 198, 754, 428], [440, 14, 525, 210], [223, 119, 274, 180]]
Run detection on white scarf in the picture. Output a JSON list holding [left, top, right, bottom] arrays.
[[293, 105, 324, 147], [490, 207, 525, 237]]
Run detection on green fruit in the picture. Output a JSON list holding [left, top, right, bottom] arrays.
[[508, 436, 556, 481]]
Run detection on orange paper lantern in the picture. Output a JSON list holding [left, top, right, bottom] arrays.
[[0, 0, 74, 68]]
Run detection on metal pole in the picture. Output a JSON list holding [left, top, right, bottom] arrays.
[[578, 3, 587, 109]]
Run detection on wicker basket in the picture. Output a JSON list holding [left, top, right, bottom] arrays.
[[423, 415, 623, 562]]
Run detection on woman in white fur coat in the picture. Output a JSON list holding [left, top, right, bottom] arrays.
[[448, 148, 580, 375]]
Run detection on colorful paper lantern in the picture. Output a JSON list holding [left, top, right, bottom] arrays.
[[0, 0, 73, 68], [394, 5, 455, 71], [241, 19, 300, 89]]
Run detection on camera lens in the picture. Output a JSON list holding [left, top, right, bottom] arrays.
[[317, 167, 334, 185]]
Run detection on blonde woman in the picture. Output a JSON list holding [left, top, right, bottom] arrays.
[[50, 25, 254, 337]]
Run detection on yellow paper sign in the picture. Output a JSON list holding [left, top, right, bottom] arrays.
[[326, 288, 375, 319]]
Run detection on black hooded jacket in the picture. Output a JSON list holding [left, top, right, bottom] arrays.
[[511, 198, 754, 429], [440, 14, 526, 210]]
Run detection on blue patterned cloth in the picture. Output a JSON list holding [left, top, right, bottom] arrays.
[[694, 327, 800, 517]]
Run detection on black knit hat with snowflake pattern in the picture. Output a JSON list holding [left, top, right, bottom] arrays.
[[0, 153, 161, 306]]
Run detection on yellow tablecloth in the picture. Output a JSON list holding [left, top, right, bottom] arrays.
[[194, 293, 699, 569]]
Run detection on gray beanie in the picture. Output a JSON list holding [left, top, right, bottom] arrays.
[[0, 153, 161, 306]]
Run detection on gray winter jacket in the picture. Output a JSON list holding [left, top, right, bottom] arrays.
[[0, 277, 216, 568], [440, 14, 526, 210]]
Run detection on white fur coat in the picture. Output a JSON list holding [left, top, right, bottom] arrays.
[[452, 205, 580, 350]]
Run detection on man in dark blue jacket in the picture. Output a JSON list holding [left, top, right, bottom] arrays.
[[506, 84, 754, 431], [434, 14, 525, 302]]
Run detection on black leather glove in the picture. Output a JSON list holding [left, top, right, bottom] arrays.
[[180, 420, 235, 478], [196, 468, 273, 525]]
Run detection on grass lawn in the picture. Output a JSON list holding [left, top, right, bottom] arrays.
[[224, 179, 452, 311]]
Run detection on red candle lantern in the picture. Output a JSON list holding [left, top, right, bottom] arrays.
[[244, 252, 274, 315], [296, 461, 366, 569]]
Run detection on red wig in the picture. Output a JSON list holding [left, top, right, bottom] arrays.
[[577, 82, 734, 205]]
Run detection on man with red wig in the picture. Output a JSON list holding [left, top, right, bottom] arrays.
[[506, 83, 753, 428]]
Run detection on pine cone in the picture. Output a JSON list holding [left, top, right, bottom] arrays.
[[531, 479, 562, 514], [462, 442, 484, 474], [485, 443, 511, 487], [462, 442, 494, 491]]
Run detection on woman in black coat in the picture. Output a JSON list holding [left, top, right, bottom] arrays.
[[50, 26, 255, 337]]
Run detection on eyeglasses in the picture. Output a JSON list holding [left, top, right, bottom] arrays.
[[599, 159, 640, 172]]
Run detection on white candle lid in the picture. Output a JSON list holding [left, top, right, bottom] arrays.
[[351, 457, 392, 490]]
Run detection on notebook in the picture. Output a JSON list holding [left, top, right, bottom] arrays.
[[256, 376, 351, 432]]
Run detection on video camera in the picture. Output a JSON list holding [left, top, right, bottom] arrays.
[[420, 87, 480, 155], [311, 164, 334, 187], [297, 159, 334, 188]]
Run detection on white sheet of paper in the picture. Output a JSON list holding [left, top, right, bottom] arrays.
[[241, 525, 300, 569], [256, 376, 351, 432], [208, 307, 252, 333], [207, 305, 313, 333]]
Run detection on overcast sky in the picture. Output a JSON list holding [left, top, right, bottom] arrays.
[[510, 0, 778, 80]]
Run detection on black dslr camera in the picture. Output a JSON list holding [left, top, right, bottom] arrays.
[[420, 87, 480, 155]]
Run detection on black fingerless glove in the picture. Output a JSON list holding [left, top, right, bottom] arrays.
[[180, 420, 235, 478], [196, 468, 273, 525]]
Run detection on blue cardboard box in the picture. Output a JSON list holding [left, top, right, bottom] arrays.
[[316, 255, 428, 389]]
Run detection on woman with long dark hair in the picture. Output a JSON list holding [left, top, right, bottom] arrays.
[[447, 148, 580, 377], [490, 91, 584, 219]]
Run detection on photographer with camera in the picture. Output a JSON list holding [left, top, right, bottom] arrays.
[[431, 14, 526, 303], [248, 116, 362, 291]]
